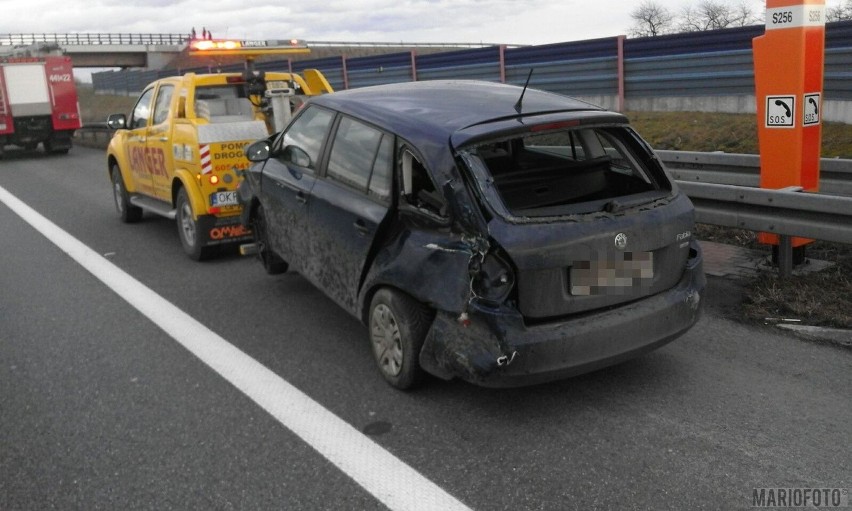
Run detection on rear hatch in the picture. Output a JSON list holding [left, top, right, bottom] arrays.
[[454, 115, 695, 321]]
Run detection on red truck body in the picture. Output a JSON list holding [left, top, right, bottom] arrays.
[[0, 55, 81, 155]]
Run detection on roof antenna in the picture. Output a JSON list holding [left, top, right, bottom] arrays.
[[514, 69, 534, 113]]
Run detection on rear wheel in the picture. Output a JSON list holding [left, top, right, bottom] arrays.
[[176, 187, 211, 261], [112, 165, 142, 223], [253, 204, 288, 274], [44, 139, 70, 154], [368, 288, 431, 390]]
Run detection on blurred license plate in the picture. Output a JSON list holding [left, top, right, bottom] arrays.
[[570, 252, 654, 296], [211, 191, 239, 206]]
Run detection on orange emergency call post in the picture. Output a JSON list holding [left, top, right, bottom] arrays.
[[753, 0, 826, 250]]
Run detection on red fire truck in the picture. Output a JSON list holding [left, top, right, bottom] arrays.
[[0, 55, 82, 157]]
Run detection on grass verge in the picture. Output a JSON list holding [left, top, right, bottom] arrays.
[[695, 225, 852, 329]]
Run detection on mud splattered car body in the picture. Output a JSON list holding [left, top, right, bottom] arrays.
[[238, 80, 705, 388]]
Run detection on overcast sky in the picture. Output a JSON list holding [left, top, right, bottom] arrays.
[[0, 0, 783, 46]]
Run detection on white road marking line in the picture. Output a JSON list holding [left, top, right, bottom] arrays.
[[0, 185, 472, 511]]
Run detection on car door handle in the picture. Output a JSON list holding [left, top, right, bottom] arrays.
[[295, 191, 307, 204], [353, 219, 371, 236], [158, 137, 168, 142]]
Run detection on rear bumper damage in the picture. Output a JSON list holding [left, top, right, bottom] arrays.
[[419, 240, 705, 388]]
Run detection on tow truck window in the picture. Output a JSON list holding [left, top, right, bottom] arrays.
[[194, 85, 254, 123], [130, 88, 154, 129], [152, 85, 174, 126]]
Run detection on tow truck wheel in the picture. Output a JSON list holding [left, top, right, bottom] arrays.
[[112, 165, 142, 223], [253, 205, 288, 275], [176, 187, 211, 261], [368, 288, 431, 390]]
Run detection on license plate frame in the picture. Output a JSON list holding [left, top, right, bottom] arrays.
[[210, 191, 239, 207], [570, 252, 654, 296]]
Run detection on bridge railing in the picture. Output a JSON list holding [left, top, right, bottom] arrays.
[[0, 34, 506, 48], [0, 33, 190, 46]]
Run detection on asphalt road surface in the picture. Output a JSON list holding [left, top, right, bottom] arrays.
[[1, 146, 850, 510]]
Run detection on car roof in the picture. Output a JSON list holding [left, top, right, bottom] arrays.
[[308, 80, 624, 148]]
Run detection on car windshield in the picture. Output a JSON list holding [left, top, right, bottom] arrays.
[[459, 126, 671, 218]]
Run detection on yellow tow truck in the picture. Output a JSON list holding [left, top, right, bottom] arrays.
[[106, 38, 332, 260]]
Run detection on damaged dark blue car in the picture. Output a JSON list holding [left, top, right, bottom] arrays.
[[238, 80, 705, 389]]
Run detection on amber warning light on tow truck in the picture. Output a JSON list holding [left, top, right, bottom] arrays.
[[188, 39, 309, 56]]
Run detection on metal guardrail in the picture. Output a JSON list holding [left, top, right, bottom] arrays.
[[679, 182, 852, 245], [0, 33, 505, 49], [659, 150, 852, 197], [0, 33, 190, 46]]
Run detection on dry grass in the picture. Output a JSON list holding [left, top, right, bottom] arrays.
[[695, 225, 852, 329], [628, 110, 852, 158], [77, 84, 136, 123]]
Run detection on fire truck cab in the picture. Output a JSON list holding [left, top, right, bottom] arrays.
[[106, 39, 332, 260]]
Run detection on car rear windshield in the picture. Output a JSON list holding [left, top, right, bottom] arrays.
[[459, 126, 672, 218], [194, 85, 255, 123]]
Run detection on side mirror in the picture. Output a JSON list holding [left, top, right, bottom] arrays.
[[107, 113, 127, 130], [245, 140, 271, 162], [283, 145, 311, 168]]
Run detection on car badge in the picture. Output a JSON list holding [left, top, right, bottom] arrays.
[[614, 233, 628, 250]]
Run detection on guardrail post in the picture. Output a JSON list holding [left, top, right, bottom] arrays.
[[778, 235, 794, 277]]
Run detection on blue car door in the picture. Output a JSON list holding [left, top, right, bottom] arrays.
[[260, 106, 335, 269], [302, 116, 394, 314]]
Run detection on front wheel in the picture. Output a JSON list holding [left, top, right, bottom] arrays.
[[253, 204, 288, 275], [176, 187, 211, 261], [112, 165, 142, 223], [368, 289, 432, 390]]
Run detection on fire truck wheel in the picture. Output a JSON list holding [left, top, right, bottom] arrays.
[[112, 165, 143, 223], [176, 187, 212, 261], [44, 139, 69, 154]]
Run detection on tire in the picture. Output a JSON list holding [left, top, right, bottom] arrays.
[[176, 187, 211, 261], [111, 165, 143, 223], [253, 204, 288, 275], [44, 139, 70, 154], [368, 288, 432, 390]]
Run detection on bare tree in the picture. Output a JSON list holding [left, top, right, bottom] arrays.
[[827, 0, 852, 22], [729, 1, 762, 26], [629, 1, 675, 37], [679, 0, 759, 32]]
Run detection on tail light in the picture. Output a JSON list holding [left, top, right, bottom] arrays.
[[471, 252, 515, 306]]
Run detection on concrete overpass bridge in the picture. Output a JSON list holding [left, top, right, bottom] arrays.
[[0, 33, 500, 69], [0, 33, 189, 68]]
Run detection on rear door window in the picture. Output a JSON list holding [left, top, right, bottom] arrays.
[[323, 116, 393, 203], [462, 126, 670, 217]]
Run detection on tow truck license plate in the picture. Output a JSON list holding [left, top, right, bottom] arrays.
[[211, 191, 239, 207]]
